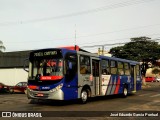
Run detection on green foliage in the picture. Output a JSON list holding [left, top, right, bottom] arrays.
[[0, 40, 6, 52], [109, 36, 160, 61], [152, 68, 160, 75]]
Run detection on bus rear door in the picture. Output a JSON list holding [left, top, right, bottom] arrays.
[[131, 65, 136, 92], [92, 59, 100, 96]]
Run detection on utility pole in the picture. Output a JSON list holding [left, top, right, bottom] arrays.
[[98, 48, 100, 55], [74, 24, 77, 46], [102, 45, 104, 55]]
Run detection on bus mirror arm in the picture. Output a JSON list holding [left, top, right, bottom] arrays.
[[23, 58, 29, 72]]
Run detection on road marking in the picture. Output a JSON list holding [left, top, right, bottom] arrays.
[[150, 94, 160, 97], [139, 93, 152, 96]]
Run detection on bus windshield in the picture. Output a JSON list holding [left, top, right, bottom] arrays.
[[29, 58, 63, 80]]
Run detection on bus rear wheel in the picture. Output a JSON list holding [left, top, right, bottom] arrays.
[[80, 89, 88, 104], [122, 86, 128, 98]]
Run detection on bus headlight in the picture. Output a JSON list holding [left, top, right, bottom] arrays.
[[27, 86, 33, 92], [50, 83, 63, 93]]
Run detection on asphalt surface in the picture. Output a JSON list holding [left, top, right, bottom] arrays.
[[0, 82, 159, 120]]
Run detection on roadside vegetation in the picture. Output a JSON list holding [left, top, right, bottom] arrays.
[[110, 36, 160, 85]]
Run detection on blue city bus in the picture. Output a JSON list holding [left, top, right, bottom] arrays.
[[26, 46, 142, 103]]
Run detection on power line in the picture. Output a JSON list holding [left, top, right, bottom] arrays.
[[81, 42, 127, 48], [81, 37, 160, 48], [79, 33, 160, 46], [0, 0, 157, 26]]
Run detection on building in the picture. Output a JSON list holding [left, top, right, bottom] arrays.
[[0, 51, 30, 86], [97, 49, 112, 57]]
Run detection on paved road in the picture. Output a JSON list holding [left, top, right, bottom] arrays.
[[0, 82, 159, 120]]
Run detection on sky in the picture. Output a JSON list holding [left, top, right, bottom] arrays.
[[0, 0, 160, 52]]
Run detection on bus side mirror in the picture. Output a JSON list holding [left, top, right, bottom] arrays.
[[23, 58, 29, 72]]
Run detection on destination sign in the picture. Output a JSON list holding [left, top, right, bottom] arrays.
[[34, 51, 58, 57]]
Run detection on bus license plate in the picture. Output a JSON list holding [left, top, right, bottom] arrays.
[[37, 93, 44, 97]]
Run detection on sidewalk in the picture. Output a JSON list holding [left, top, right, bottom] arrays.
[[142, 82, 160, 89]]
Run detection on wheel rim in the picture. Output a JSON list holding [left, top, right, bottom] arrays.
[[124, 88, 127, 96], [81, 91, 88, 102], [9, 88, 13, 93]]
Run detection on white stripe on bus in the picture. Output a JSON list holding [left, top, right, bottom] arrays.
[[101, 75, 111, 95], [110, 77, 117, 95], [106, 76, 113, 95]]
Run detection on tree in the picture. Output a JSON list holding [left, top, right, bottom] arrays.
[[109, 36, 160, 85], [152, 68, 160, 77], [0, 40, 6, 52], [109, 36, 160, 61]]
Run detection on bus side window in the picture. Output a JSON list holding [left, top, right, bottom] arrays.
[[101, 60, 110, 75], [124, 63, 130, 75], [110, 60, 117, 74], [80, 56, 91, 74], [118, 62, 124, 75]]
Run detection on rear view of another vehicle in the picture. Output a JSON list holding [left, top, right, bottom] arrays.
[[10, 82, 27, 94], [145, 77, 155, 82], [0, 82, 10, 93], [155, 77, 160, 82]]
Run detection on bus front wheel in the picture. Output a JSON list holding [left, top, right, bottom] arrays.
[[80, 89, 88, 104]]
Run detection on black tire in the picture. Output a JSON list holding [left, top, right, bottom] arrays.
[[24, 89, 27, 94], [80, 89, 88, 104], [29, 99, 36, 104], [122, 86, 128, 98], [29, 99, 40, 104], [9, 88, 14, 94]]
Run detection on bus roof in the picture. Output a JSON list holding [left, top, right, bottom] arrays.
[[100, 55, 140, 65], [29, 47, 139, 65], [30, 46, 90, 54]]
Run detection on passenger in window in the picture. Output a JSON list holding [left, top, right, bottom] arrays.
[[102, 69, 107, 75], [80, 65, 87, 74], [118, 70, 124, 75]]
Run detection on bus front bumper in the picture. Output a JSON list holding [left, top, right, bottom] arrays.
[[27, 88, 64, 100]]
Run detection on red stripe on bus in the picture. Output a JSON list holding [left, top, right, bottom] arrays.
[[59, 46, 80, 51], [40, 76, 63, 80], [114, 76, 120, 94]]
